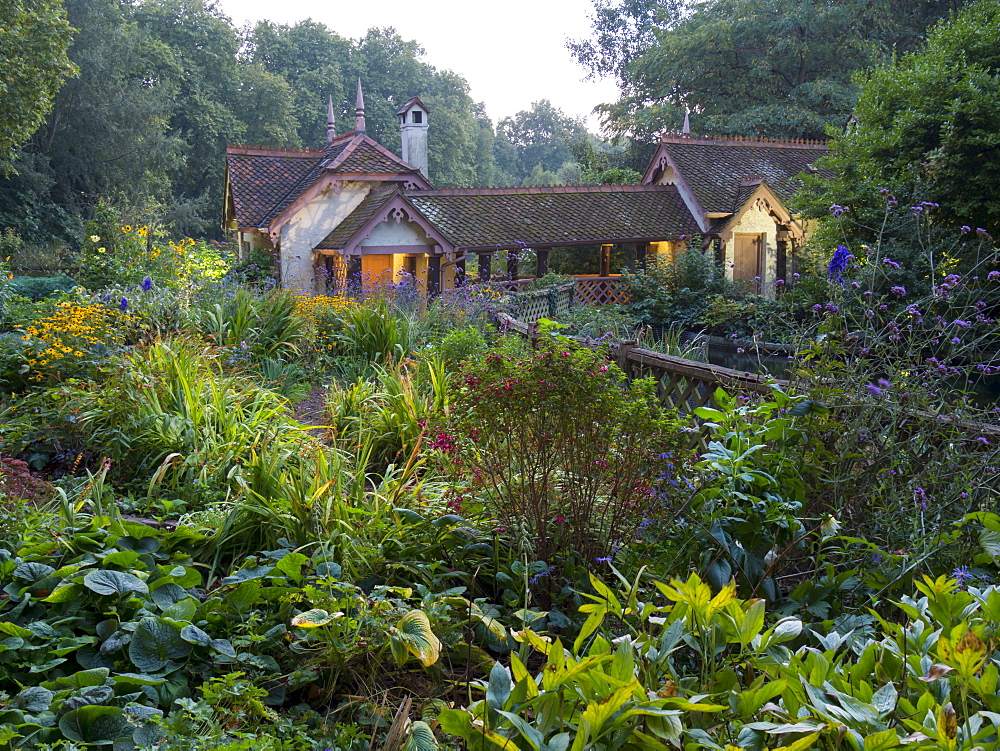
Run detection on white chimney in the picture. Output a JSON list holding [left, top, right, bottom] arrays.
[[397, 97, 429, 178]]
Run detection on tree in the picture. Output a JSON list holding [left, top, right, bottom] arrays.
[[804, 0, 1000, 237], [0, 0, 76, 167], [496, 100, 587, 182], [575, 0, 965, 141]]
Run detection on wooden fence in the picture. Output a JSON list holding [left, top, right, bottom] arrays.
[[505, 283, 575, 322], [574, 277, 631, 306], [496, 310, 778, 453]]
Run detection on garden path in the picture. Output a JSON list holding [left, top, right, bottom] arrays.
[[293, 384, 329, 436]]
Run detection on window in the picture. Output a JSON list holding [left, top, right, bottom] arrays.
[[412, 110, 422, 124]]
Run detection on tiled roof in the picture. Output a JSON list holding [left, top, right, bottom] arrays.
[[226, 147, 323, 228], [403, 185, 699, 249], [226, 132, 422, 229], [315, 188, 398, 249], [330, 137, 419, 174], [657, 135, 831, 213]]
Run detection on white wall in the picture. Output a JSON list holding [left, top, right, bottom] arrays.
[[279, 181, 370, 292], [358, 215, 433, 248], [723, 198, 778, 297]]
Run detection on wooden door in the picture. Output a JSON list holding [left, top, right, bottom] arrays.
[[733, 234, 763, 286], [361, 254, 393, 289]]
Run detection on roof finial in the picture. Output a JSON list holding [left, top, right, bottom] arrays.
[[327, 95, 336, 144], [682, 110, 690, 135], [355, 78, 366, 134]]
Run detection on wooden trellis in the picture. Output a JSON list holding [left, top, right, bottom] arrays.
[[574, 277, 632, 306]]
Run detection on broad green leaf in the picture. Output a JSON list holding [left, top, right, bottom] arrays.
[[784, 732, 822, 751], [437, 709, 472, 738], [59, 705, 127, 745], [128, 618, 191, 673], [291, 608, 337, 628], [84, 570, 148, 597], [0, 622, 33, 639], [496, 710, 545, 751], [45, 583, 83, 603], [150, 583, 188, 611], [180, 625, 212, 646], [390, 610, 441, 667], [486, 661, 511, 709], [740, 599, 766, 646], [863, 729, 901, 750], [13, 562, 55, 581], [403, 720, 438, 751], [275, 552, 308, 582], [12, 686, 53, 713]]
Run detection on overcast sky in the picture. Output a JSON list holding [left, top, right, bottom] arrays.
[[214, 0, 621, 131]]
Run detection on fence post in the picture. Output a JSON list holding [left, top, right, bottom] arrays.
[[547, 287, 558, 318], [618, 339, 636, 380]]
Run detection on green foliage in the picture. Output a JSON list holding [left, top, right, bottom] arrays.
[[496, 100, 587, 183], [808, 0, 1000, 236], [438, 338, 693, 566], [444, 569, 1000, 751], [0, 0, 76, 166], [622, 246, 732, 329], [334, 300, 414, 363], [578, 0, 962, 141]]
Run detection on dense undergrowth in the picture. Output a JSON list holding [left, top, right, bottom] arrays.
[[0, 207, 999, 749]]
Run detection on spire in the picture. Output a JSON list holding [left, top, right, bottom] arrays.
[[327, 95, 336, 144], [355, 78, 366, 133], [682, 110, 691, 135]]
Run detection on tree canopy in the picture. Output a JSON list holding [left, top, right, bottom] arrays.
[[802, 0, 1000, 238], [573, 0, 965, 141], [0, 0, 76, 168]]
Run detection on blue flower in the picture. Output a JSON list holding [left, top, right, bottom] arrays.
[[828, 245, 851, 284], [141, 277, 153, 291], [120, 297, 128, 311], [595, 556, 612, 564], [952, 566, 973, 584]]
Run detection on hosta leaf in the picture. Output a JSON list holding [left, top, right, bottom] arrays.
[[291, 609, 336, 628], [59, 705, 127, 745], [84, 570, 148, 597], [128, 618, 191, 673], [403, 720, 438, 751], [390, 610, 441, 667]]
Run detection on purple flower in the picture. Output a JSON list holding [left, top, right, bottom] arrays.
[[120, 297, 128, 311], [977, 228, 991, 238], [141, 277, 153, 291], [882, 258, 901, 270], [829, 204, 848, 217], [829, 245, 851, 282], [952, 566, 973, 584], [988, 271, 1000, 281], [961, 225, 972, 234], [890, 286, 906, 296], [877, 378, 891, 389], [977, 437, 990, 446], [866, 383, 883, 396]]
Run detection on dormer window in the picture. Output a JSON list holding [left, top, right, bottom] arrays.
[[412, 110, 422, 124]]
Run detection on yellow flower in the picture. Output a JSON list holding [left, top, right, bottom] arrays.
[[90, 235, 100, 243]]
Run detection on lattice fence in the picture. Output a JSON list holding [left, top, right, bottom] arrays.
[[574, 277, 632, 306], [507, 284, 575, 322]]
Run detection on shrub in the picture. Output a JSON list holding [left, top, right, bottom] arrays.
[[437, 337, 693, 567], [621, 245, 732, 329], [19, 295, 130, 383]]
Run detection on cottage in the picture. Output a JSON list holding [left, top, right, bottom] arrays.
[[223, 84, 828, 297], [642, 134, 831, 289]]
